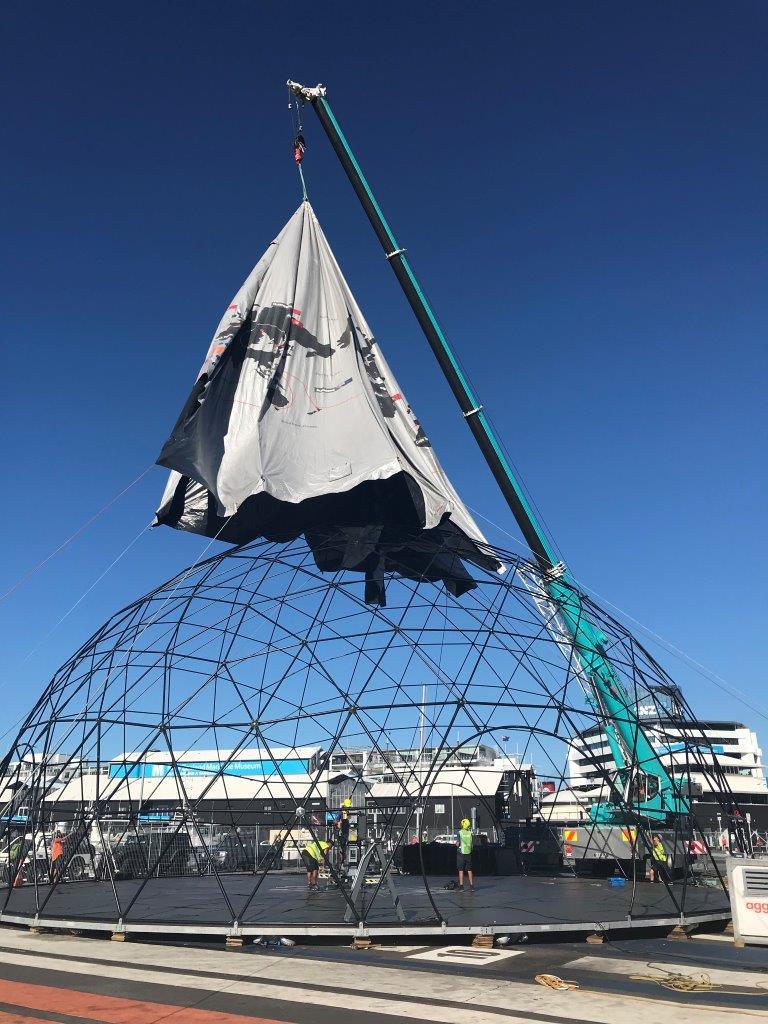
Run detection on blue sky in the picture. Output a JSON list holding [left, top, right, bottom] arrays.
[[2, 1, 766, 753]]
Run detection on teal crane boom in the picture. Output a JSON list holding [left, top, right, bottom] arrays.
[[287, 81, 687, 825]]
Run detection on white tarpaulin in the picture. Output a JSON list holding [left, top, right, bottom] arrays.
[[156, 202, 499, 602]]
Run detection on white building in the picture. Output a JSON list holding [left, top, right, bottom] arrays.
[[328, 742, 500, 780], [44, 746, 325, 819], [0, 754, 90, 821], [323, 742, 535, 841], [540, 718, 768, 828]]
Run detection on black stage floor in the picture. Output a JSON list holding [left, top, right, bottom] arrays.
[[0, 873, 730, 937]]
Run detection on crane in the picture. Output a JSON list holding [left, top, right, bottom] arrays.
[[286, 80, 689, 832]]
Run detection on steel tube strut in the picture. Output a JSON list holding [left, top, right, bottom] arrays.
[[287, 80, 685, 822]]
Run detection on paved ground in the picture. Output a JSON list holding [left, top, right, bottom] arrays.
[[0, 927, 766, 1023]]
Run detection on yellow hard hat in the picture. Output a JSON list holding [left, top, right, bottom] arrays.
[[461, 818, 471, 830], [343, 798, 352, 807]]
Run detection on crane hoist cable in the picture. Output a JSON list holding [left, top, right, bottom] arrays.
[[287, 85, 308, 200]]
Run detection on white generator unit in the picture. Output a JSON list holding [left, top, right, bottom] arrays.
[[727, 856, 768, 946]]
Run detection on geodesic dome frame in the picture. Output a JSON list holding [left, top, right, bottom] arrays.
[[0, 535, 733, 932]]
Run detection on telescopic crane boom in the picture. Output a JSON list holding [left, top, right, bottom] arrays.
[[287, 80, 687, 825]]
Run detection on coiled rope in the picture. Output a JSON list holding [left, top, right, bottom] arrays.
[[534, 974, 580, 991], [630, 965, 768, 995]]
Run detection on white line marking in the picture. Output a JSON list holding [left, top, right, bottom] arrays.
[[408, 945, 524, 965], [0, 949, 527, 1024], [0, 934, 752, 1023]]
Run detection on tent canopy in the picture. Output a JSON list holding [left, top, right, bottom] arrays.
[[156, 202, 500, 602]]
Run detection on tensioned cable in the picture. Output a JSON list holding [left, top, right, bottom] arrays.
[[0, 536, 247, 887], [0, 518, 154, 751], [467, 500, 768, 723], [18, 519, 154, 667], [288, 85, 309, 202], [0, 520, 231, 757], [0, 464, 153, 608]]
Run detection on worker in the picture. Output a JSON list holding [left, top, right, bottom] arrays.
[[649, 833, 667, 883], [301, 837, 331, 890], [50, 830, 65, 883], [336, 798, 352, 868], [9, 834, 27, 887], [456, 818, 475, 891]]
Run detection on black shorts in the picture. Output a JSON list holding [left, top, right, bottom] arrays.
[[457, 852, 473, 871], [301, 852, 319, 872]]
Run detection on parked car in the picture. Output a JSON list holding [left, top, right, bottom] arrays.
[[0, 832, 50, 884], [257, 840, 283, 871], [110, 832, 194, 879], [210, 833, 253, 872], [61, 831, 99, 880]]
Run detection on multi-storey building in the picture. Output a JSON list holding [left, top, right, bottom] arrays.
[[540, 716, 768, 830]]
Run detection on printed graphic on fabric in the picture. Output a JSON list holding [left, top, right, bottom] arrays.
[[244, 302, 334, 411], [356, 324, 430, 447]]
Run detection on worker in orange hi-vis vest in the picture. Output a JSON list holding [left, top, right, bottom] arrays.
[[50, 830, 65, 884]]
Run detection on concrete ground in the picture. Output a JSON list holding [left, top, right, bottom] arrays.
[[0, 927, 766, 1023]]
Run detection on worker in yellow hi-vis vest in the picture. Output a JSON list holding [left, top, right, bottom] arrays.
[[456, 819, 475, 891], [649, 834, 667, 884], [301, 838, 331, 890]]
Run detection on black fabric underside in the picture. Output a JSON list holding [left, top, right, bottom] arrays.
[[155, 471, 497, 606]]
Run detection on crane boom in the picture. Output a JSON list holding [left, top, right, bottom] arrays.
[[287, 80, 687, 823]]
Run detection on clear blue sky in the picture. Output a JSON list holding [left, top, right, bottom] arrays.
[[1, 1, 766, 748]]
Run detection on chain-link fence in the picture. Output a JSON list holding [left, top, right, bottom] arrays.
[[0, 818, 305, 885]]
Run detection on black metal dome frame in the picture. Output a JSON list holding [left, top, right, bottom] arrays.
[[0, 535, 735, 935]]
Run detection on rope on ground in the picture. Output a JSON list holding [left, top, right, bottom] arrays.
[[630, 969, 720, 993], [630, 963, 768, 996], [534, 974, 580, 991]]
